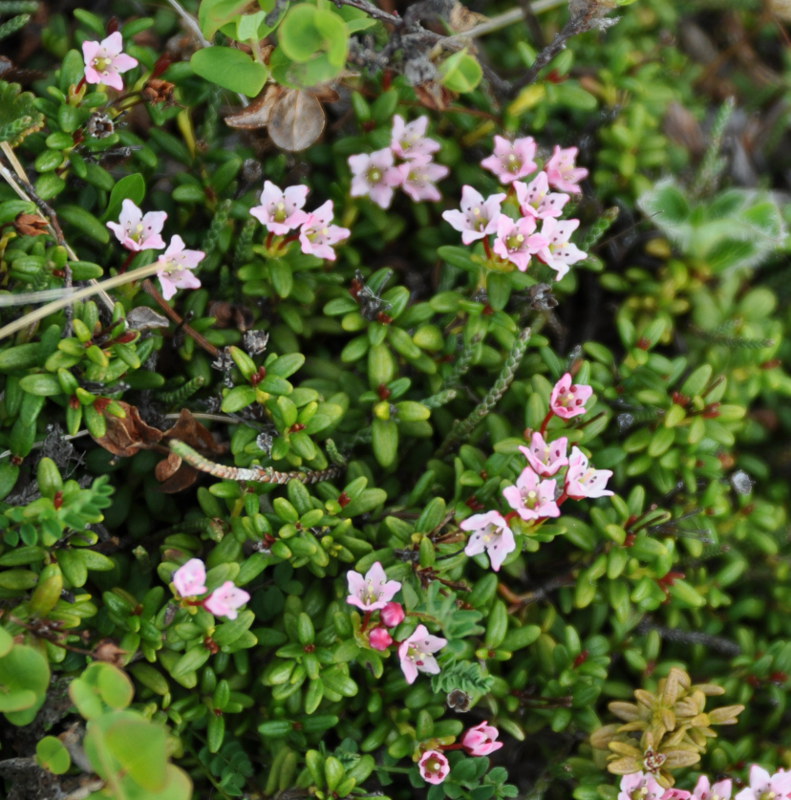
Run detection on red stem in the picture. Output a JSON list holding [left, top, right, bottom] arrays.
[[483, 237, 494, 260], [538, 410, 554, 437], [118, 250, 136, 275]]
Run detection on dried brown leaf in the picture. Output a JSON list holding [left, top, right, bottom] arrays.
[[92, 401, 163, 457], [268, 88, 325, 152]]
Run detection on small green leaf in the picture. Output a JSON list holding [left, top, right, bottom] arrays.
[[438, 50, 483, 93], [36, 736, 72, 775], [190, 47, 269, 97]]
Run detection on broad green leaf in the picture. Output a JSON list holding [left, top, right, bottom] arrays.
[[438, 50, 483, 93], [190, 47, 269, 97]]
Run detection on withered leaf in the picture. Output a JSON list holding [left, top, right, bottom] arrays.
[[163, 408, 225, 455], [224, 84, 282, 129], [449, 2, 487, 33], [268, 88, 325, 152], [92, 401, 163, 457]]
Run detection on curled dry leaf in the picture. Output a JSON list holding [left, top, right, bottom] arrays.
[[92, 401, 163, 457]]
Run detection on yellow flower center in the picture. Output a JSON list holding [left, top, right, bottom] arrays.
[[92, 56, 112, 73]]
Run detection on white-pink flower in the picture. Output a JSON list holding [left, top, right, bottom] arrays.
[[82, 32, 138, 91], [481, 135, 538, 184], [502, 467, 560, 521], [418, 750, 450, 785], [380, 601, 405, 627], [735, 767, 791, 800], [398, 624, 447, 684], [250, 181, 309, 235], [619, 773, 665, 800], [368, 627, 393, 651], [204, 581, 250, 620], [299, 200, 350, 261], [536, 217, 587, 280], [397, 157, 449, 202], [544, 145, 588, 194], [172, 558, 208, 597], [390, 114, 440, 161], [461, 721, 504, 756], [565, 446, 613, 500], [461, 510, 515, 572], [106, 199, 167, 252], [549, 372, 593, 419], [518, 432, 569, 477], [492, 214, 548, 272], [346, 562, 401, 612], [348, 148, 401, 209], [442, 185, 507, 245], [156, 235, 204, 301], [693, 775, 733, 800], [514, 172, 569, 219]]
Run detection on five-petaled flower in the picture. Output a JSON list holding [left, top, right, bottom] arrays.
[[481, 135, 538, 184], [346, 562, 401, 612], [172, 558, 208, 597], [549, 372, 593, 419], [398, 624, 447, 684], [418, 750, 450, 785], [565, 446, 613, 500], [348, 148, 401, 209], [536, 217, 587, 280], [442, 185, 506, 245], [204, 581, 250, 621], [250, 181, 309, 235], [299, 200, 350, 261], [492, 214, 547, 272], [156, 235, 204, 300], [502, 467, 560, 522], [461, 510, 515, 572], [391, 115, 441, 161], [519, 432, 569, 477], [618, 773, 666, 800], [693, 775, 733, 800], [514, 172, 569, 219], [397, 157, 449, 203], [106, 199, 167, 252], [82, 32, 138, 91], [544, 145, 588, 194], [734, 766, 791, 800], [461, 721, 504, 756]]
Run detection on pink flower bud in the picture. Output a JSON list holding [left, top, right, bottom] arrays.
[[380, 601, 405, 627], [369, 627, 393, 651], [461, 721, 504, 756]]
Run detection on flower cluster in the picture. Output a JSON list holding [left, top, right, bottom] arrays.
[[461, 373, 612, 572], [82, 32, 138, 91], [348, 114, 449, 209], [418, 721, 504, 784], [618, 765, 791, 800], [443, 137, 588, 279], [171, 558, 250, 620], [107, 199, 204, 300], [345, 563, 446, 683], [250, 181, 350, 261]]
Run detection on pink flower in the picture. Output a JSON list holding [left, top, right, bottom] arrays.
[[442, 185, 507, 245], [518, 432, 568, 477], [693, 775, 733, 800], [390, 114, 440, 161], [418, 750, 450, 785], [380, 601, 405, 628], [662, 791, 692, 800], [536, 217, 587, 280], [204, 581, 250, 620], [346, 562, 401, 612], [735, 767, 791, 800], [549, 372, 593, 419], [397, 157, 449, 202], [565, 446, 613, 500], [461, 721, 504, 756], [502, 467, 560, 522], [250, 181, 309, 235], [492, 214, 548, 272], [82, 32, 138, 91], [172, 558, 208, 597], [398, 624, 447, 684], [106, 199, 167, 252], [513, 172, 569, 219], [299, 200, 350, 261], [544, 145, 588, 194], [481, 135, 538, 184], [156, 235, 204, 301], [369, 627, 393, 650], [619, 773, 665, 800], [348, 148, 401, 209], [461, 510, 515, 572]]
